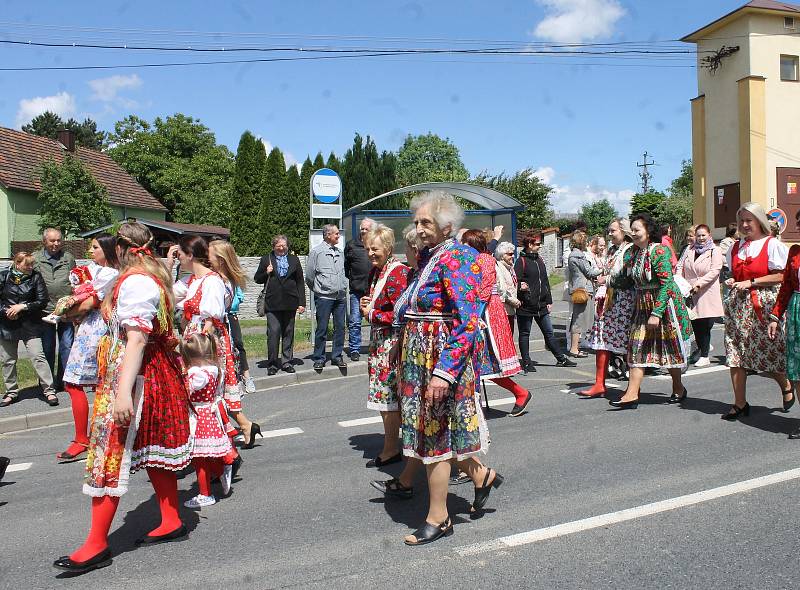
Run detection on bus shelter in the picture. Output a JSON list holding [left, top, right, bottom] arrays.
[[342, 182, 524, 256]]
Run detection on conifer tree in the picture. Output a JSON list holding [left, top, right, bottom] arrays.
[[230, 131, 266, 255], [260, 146, 288, 252]]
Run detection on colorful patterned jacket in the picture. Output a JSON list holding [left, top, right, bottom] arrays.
[[770, 244, 800, 321]]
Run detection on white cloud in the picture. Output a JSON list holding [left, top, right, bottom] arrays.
[[534, 166, 635, 215], [15, 91, 76, 128], [533, 0, 625, 43], [261, 138, 301, 172], [88, 74, 142, 102]]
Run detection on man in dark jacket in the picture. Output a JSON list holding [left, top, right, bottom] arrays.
[[343, 218, 376, 361], [514, 231, 576, 373], [254, 235, 306, 375], [33, 228, 75, 391]]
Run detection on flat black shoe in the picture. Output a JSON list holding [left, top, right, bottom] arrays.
[[366, 452, 403, 468], [44, 393, 60, 406], [267, 367, 278, 376], [313, 361, 325, 370], [556, 357, 577, 367], [404, 518, 453, 546], [668, 387, 688, 404], [783, 388, 795, 413], [282, 364, 295, 374], [609, 398, 639, 410], [508, 392, 532, 417], [0, 456, 9, 481], [53, 549, 112, 574], [472, 469, 504, 512], [231, 455, 243, 479], [449, 473, 471, 486], [721, 403, 750, 420], [0, 393, 18, 407], [349, 352, 360, 362], [789, 427, 800, 440], [370, 477, 413, 499], [134, 524, 188, 546], [332, 356, 347, 368]]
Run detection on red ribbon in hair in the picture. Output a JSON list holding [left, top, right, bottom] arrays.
[[129, 246, 153, 257]]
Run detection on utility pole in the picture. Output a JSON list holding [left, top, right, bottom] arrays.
[[637, 151, 656, 194]]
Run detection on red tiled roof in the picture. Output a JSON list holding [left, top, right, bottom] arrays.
[[154, 220, 230, 237], [0, 126, 166, 212]]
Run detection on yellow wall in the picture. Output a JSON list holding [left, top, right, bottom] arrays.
[[691, 96, 707, 225], [738, 76, 767, 208]]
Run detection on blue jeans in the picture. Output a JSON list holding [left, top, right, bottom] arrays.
[[41, 321, 74, 388], [313, 295, 346, 362], [348, 292, 364, 355]]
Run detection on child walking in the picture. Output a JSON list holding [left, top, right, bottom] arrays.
[[182, 333, 234, 508]]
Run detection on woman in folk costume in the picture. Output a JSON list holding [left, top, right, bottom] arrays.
[[359, 224, 410, 468], [768, 214, 800, 438], [461, 229, 531, 417], [168, 236, 261, 450], [609, 213, 692, 410], [57, 234, 120, 462], [54, 222, 192, 575], [722, 202, 791, 421], [579, 218, 635, 398]]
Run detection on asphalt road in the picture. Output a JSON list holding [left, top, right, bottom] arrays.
[[2, 326, 800, 590]]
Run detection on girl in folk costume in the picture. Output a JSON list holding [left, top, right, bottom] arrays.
[[579, 218, 635, 398], [57, 234, 120, 462], [461, 230, 531, 417], [181, 333, 234, 508], [54, 222, 192, 575], [723, 202, 791, 421], [359, 225, 410, 467]]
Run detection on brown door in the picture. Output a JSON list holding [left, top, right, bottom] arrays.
[[777, 168, 800, 242], [713, 183, 741, 228]]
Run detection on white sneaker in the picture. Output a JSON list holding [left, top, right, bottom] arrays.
[[184, 494, 216, 508], [221, 464, 232, 496], [694, 356, 711, 368], [244, 377, 256, 394]]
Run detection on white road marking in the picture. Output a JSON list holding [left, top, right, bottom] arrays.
[[454, 466, 800, 556], [653, 365, 728, 380], [260, 427, 304, 438], [338, 416, 383, 428], [6, 462, 32, 473]]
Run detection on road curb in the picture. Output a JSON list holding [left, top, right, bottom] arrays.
[[0, 361, 370, 435]]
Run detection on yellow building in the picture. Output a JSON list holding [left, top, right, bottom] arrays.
[[682, 0, 800, 241]]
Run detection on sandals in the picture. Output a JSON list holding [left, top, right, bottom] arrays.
[[370, 477, 413, 499], [57, 442, 89, 462], [568, 351, 589, 359], [0, 392, 18, 407], [472, 468, 504, 512], [44, 392, 59, 407], [721, 403, 750, 421], [782, 388, 795, 413], [404, 517, 453, 546]]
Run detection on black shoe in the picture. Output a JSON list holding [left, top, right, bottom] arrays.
[[721, 403, 750, 420], [783, 388, 795, 413], [349, 352, 360, 362], [521, 359, 536, 374], [472, 469, 504, 512], [243, 423, 262, 449], [449, 472, 472, 486], [370, 477, 413, 499], [609, 398, 639, 410], [789, 427, 800, 440], [53, 549, 113, 574], [231, 455, 243, 479], [134, 524, 188, 546], [282, 364, 295, 374], [0, 456, 8, 481], [267, 366, 278, 376], [404, 518, 453, 546], [332, 356, 347, 368], [556, 357, 577, 367], [313, 360, 325, 370], [366, 452, 403, 468], [668, 387, 688, 404], [508, 392, 533, 417]]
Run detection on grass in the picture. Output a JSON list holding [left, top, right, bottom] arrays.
[[549, 273, 565, 287], [0, 358, 38, 394], [242, 318, 314, 360]]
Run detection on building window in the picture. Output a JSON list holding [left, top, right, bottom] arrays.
[[781, 55, 799, 81], [785, 16, 796, 29]]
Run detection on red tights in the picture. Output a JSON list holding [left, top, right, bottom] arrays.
[[579, 350, 610, 397], [64, 384, 90, 455], [193, 458, 224, 496], [491, 377, 529, 406], [69, 468, 183, 563]]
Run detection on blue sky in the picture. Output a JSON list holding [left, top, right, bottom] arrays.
[[0, 0, 746, 214]]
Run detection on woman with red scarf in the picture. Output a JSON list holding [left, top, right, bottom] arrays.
[[722, 202, 791, 421]]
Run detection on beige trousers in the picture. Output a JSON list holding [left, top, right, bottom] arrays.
[[0, 336, 55, 396]]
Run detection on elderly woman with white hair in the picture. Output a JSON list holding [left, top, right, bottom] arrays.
[[722, 202, 792, 421], [378, 191, 502, 546], [359, 225, 410, 467], [494, 241, 521, 333]]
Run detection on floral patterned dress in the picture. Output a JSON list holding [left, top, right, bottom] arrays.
[[366, 258, 410, 412], [187, 365, 233, 458], [627, 244, 693, 369], [586, 242, 635, 354], [725, 237, 788, 372], [63, 263, 119, 386], [394, 239, 489, 464], [84, 271, 192, 497], [475, 253, 521, 379]]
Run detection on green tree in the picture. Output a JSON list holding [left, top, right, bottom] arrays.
[[260, 146, 288, 252], [396, 133, 469, 186], [325, 152, 341, 173], [107, 113, 234, 223], [283, 164, 309, 254], [22, 111, 106, 150], [296, 156, 316, 253], [579, 198, 618, 236], [657, 159, 694, 233], [36, 156, 113, 237], [472, 168, 553, 231], [630, 190, 666, 218], [230, 131, 266, 256]]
